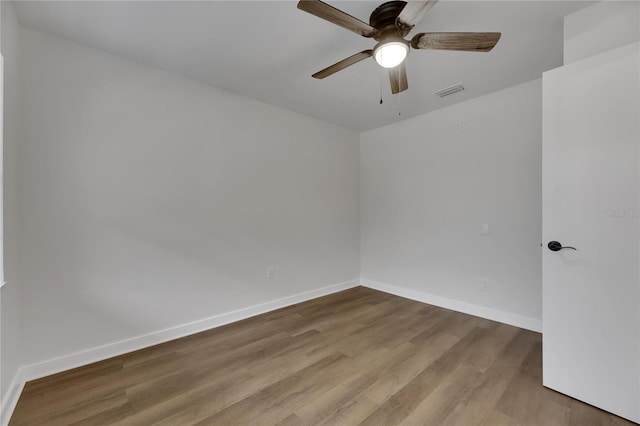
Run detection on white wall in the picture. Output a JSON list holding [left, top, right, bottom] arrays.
[[1, 0, 22, 409], [361, 79, 543, 328], [564, 0, 640, 64], [17, 27, 360, 367]]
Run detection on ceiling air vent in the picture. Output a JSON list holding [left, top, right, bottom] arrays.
[[434, 83, 465, 98]]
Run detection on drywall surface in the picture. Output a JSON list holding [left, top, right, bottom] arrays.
[[1, 0, 22, 405], [361, 79, 543, 322], [564, 0, 640, 64], [17, 27, 360, 366]]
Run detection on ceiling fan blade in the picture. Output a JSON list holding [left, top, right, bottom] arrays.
[[411, 32, 501, 52], [388, 62, 408, 94], [396, 0, 438, 31], [297, 0, 378, 38], [312, 50, 373, 79]]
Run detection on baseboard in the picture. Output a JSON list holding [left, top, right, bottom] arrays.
[[1, 367, 25, 426], [19, 279, 360, 383], [361, 279, 542, 333]]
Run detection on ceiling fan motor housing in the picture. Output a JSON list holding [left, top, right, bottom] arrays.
[[369, 1, 409, 37]]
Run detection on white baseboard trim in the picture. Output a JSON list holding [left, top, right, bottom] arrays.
[[361, 279, 542, 333], [1, 278, 359, 425], [1, 367, 25, 426]]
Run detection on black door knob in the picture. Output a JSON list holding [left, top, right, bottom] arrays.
[[548, 241, 577, 251]]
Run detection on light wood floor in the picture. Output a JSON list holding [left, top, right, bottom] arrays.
[[10, 287, 635, 425]]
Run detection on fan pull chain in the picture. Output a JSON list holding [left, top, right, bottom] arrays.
[[379, 68, 384, 104], [397, 92, 402, 116]]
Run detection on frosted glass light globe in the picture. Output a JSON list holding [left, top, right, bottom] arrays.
[[374, 41, 409, 68]]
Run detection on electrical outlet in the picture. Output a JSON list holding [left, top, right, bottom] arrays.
[[267, 266, 276, 280], [482, 278, 491, 291]]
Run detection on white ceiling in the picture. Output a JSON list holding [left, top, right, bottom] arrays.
[[13, 0, 593, 132]]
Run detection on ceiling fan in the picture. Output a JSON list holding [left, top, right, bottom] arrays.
[[297, 0, 501, 94]]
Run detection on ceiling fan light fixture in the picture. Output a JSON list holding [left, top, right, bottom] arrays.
[[373, 40, 409, 68], [297, 0, 502, 95]]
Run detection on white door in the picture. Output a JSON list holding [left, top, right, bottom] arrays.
[[542, 42, 640, 423]]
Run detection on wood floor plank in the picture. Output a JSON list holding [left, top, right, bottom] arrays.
[[316, 394, 379, 426], [439, 329, 540, 426], [479, 409, 524, 426], [358, 326, 491, 425], [9, 286, 636, 426], [191, 353, 350, 425], [401, 365, 483, 425], [362, 341, 452, 404], [273, 413, 304, 426], [295, 342, 419, 423]]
